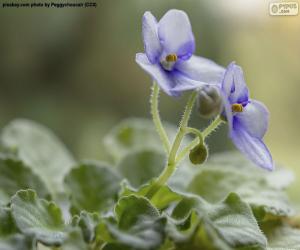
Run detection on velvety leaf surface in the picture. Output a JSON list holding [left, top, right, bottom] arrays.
[[1, 119, 75, 194], [60, 229, 89, 250], [0, 206, 34, 250], [103, 118, 177, 162], [120, 181, 182, 210], [0, 234, 34, 250], [11, 190, 66, 246], [117, 150, 165, 188], [72, 211, 101, 243], [102, 243, 131, 250], [0, 154, 49, 205], [106, 195, 166, 249], [0, 207, 19, 236], [171, 193, 267, 250], [188, 152, 293, 218], [64, 161, 121, 213], [105, 118, 197, 192], [263, 221, 300, 249]]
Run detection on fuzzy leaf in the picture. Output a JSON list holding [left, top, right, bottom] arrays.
[[0, 234, 34, 250], [11, 190, 66, 246], [60, 229, 89, 250], [1, 119, 75, 194], [188, 152, 293, 219], [120, 181, 182, 210], [102, 243, 131, 250], [72, 211, 101, 243], [103, 118, 177, 162], [0, 206, 34, 250], [171, 193, 267, 250], [104, 118, 197, 192], [106, 195, 166, 250], [262, 220, 300, 249], [0, 207, 18, 236], [117, 150, 165, 188], [64, 161, 121, 213], [0, 154, 49, 205]]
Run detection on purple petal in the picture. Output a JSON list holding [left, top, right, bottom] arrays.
[[158, 9, 195, 59], [221, 89, 234, 134], [175, 55, 225, 85], [136, 53, 176, 96], [231, 120, 273, 171], [221, 62, 236, 98], [169, 71, 208, 95], [229, 64, 249, 104], [142, 12, 162, 64], [235, 100, 269, 138]]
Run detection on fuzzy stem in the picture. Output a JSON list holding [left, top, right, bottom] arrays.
[[146, 91, 197, 199], [202, 115, 223, 138], [176, 139, 198, 164], [150, 82, 171, 153], [184, 127, 203, 145], [176, 115, 223, 163]]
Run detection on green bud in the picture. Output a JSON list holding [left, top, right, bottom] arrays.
[[189, 143, 208, 165], [197, 85, 222, 119]]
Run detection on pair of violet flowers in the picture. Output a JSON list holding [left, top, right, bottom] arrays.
[[136, 9, 273, 177]]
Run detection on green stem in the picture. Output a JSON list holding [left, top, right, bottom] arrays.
[[176, 137, 199, 163], [176, 115, 223, 163], [151, 82, 171, 153], [168, 91, 198, 163], [184, 127, 203, 145], [202, 115, 223, 138], [146, 91, 197, 199]]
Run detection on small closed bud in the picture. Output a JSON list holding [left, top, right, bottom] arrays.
[[189, 143, 208, 165], [197, 85, 222, 119]]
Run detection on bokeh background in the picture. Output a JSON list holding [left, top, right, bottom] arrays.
[[0, 0, 299, 202]]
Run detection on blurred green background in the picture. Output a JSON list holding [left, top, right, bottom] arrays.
[[0, 1, 299, 201]]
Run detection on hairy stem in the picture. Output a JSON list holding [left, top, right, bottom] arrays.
[[146, 91, 197, 199], [151, 82, 171, 153], [176, 115, 224, 163], [202, 115, 223, 138]]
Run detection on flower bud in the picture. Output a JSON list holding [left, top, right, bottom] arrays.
[[189, 143, 208, 165], [197, 85, 222, 119]]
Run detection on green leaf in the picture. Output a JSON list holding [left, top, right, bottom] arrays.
[[0, 154, 49, 205], [11, 189, 66, 246], [117, 150, 165, 188], [0, 206, 34, 250], [187, 152, 293, 219], [171, 193, 267, 250], [60, 229, 89, 250], [1, 119, 75, 194], [102, 243, 131, 250], [105, 195, 166, 250], [266, 223, 300, 249], [104, 118, 198, 192], [0, 234, 34, 250], [115, 195, 159, 229], [166, 210, 201, 246], [120, 181, 182, 210], [72, 211, 101, 243], [64, 161, 121, 213], [0, 207, 18, 236], [103, 118, 177, 162]]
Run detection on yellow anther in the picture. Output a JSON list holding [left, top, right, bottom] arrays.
[[231, 103, 243, 113], [165, 54, 177, 62]]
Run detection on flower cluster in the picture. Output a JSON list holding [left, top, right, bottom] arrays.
[[136, 9, 273, 171]]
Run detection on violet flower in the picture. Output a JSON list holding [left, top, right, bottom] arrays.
[[221, 62, 273, 170], [136, 9, 224, 96]]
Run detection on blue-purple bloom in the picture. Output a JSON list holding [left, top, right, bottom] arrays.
[[136, 9, 225, 96], [221, 62, 273, 170]]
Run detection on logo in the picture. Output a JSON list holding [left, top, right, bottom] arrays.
[[269, 2, 299, 15]]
